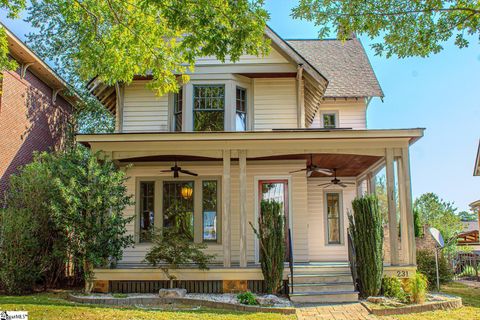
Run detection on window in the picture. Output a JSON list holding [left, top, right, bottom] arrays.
[[163, 181, 194, 240], [174, 87, 183, 131], [193, 85, 225, 131], [140, 182, 155, 242], [325, 192, 342, 244], [322, 113, 337, 129], [236, 87, 247, 131], [202, 181, 218, 241]]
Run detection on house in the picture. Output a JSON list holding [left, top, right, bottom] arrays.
[[78, 27, 424, 302], [0, 25, 78, 197]]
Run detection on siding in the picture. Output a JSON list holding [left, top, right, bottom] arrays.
[[307, 177, 357, 262], [122, 81, 169, 132], [119, 160, 310, 264], [311, 99, 367, 129], [195, 47, 288, 65], [253, 78, 298, 130]]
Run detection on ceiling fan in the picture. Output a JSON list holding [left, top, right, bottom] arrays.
[[161, 161, 198, 178], [318, 169, 355, 188], [289, 154, 333, 177]]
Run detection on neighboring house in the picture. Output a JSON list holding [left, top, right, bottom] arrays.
[[78, 27, 424, 302], [0, 25, 78, 197]]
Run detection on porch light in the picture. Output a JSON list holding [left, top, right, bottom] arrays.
[[181, 185, 193, 199]]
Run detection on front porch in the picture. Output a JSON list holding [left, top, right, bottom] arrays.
[[78, 129, 423, 295]]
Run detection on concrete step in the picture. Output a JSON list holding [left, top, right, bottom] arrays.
[[289, 290, 359, 303], [289, 282, 354, 293], [288, 273, 353, 284]]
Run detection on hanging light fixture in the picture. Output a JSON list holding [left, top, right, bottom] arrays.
[[181, 185, 193, 199]]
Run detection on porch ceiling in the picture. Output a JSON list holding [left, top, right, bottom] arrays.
[[118, 153, 381, 177]]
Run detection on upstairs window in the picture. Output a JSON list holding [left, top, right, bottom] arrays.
[[322, 112, 337, 129], [173, 87, 183, 131], [236, 87, 247, 131], [193, 85, 225, 131]]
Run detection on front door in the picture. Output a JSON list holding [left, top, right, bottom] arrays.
[[258, 180, 289, 261]]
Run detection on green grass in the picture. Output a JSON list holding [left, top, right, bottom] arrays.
[[0, 291, 295, 320], [386, 282, 480, 320]]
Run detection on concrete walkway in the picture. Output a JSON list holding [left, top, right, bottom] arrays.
[[296, 303, 379, 320]]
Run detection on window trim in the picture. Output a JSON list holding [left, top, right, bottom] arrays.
[[320, 110, 339, 129], [323, 190, 344, 246], [135, 175, 221, 245]]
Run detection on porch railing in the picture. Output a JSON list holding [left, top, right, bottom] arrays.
[[347, 228, 358, 290], [288, 228, 294, 294]]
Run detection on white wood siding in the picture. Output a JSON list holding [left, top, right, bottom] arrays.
[[253, 78, 298, 130], [119, 160, 310, 264], [122, 81, 169, 132], [307, 178, 357, 262], [195, 47, 288, 65], [311, 99, 367, 129]]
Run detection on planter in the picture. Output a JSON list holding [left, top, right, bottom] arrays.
[[361, 295, 462, 316], [68, 294, 296, 315]]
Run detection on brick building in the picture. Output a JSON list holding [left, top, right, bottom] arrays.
[[0, 25, 78, 198]]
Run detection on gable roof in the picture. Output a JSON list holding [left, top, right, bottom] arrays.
[[2, 24, 81, 105], [287, 38, 384, 98]]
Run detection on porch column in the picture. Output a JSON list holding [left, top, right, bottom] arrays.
[[401, 147, 416, 265], [385, 148, 400, 265], [239, 150, 247, 267], [397, 153, 410, 264], [222, 150, 231, 267]]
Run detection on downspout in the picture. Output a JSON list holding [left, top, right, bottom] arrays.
[[296, 64, 305, 128]]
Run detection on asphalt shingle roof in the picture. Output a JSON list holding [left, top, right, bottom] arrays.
[[287, 38, 384, 98]]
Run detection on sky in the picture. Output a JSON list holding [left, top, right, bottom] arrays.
[[1, 1, 479, 211]]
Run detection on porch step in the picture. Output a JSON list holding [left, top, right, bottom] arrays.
[[289, 290, 359, 303], [287, 264, 357, 303], [289, 282, 354, 293], [288, 273, 353, 284]]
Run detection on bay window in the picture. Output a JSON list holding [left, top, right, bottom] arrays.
[[235, 87, 247, 131], [193, 85, 225, 131], [173, 87, 183, 131]]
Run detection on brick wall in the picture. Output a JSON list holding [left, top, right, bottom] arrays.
[[0, 66, 72, 199]]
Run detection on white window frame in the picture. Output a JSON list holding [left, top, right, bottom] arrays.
[[320, 110, 339, 129]]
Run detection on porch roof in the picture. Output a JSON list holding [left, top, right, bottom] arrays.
[[77, 128, 424, 145]]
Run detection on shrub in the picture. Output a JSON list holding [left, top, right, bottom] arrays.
[[404, 272, 428, 304], [349, 194, 384, 298], [416, 249, 453, 289], [237, 291, 258, 305], [250, 199, 285, 294], [381, 276, 406, 302]]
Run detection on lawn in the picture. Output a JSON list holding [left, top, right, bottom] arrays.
[[0, 291, 295, 320], [387, 282, 480, 320]]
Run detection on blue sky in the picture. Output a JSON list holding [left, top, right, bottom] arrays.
[[2, 1, 479, 211]]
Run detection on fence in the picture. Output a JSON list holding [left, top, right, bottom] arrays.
[[452, 252, 480, 281]]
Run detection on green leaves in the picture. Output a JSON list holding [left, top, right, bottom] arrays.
[[292, 0, 480, 58], [24, 0, 269, 95], [350, 194, 384, 298]]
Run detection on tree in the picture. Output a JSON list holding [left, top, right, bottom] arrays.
[[44, 149, 135, 292], [145, 201, 214, 288], [292, 1, 480, 58], [22, 0, 269, 96], [250, 199, 285, 294], [458, 210, 477, 221], [414, 192, 463, 255], [349, 194, 384, 298]]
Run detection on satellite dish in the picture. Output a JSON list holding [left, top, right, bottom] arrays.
[[428, 227, 445, 248]]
